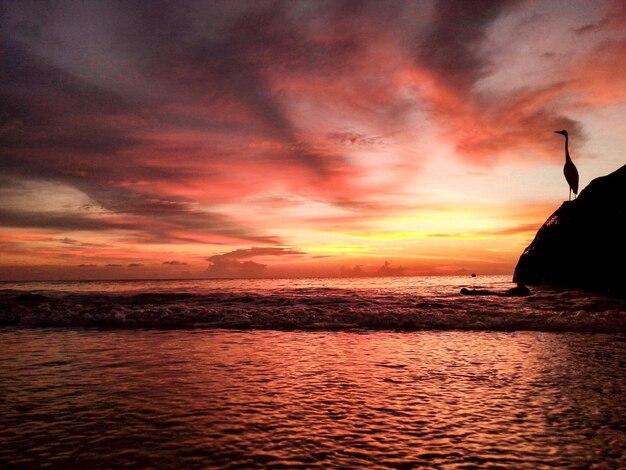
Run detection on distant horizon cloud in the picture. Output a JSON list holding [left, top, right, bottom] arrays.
[[206, 247, 307, 278], [339, 260, 407, 277]]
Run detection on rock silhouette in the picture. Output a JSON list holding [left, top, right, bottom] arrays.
[[514, 164, 626, 297]]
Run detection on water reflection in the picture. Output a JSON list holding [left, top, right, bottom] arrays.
[[1, 329, 624, 468]]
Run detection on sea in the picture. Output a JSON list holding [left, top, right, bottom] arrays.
[[1, 275, 625, 468]]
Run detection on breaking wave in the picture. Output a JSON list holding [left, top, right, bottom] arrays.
[[1, 277, 624, 332]]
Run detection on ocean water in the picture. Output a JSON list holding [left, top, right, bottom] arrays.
[[1, 275, 625, 331], [1, 276, 625, 468]]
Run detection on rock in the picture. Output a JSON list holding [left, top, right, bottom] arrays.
[[513, 164, 626, 296], [460, 285, 531, 297]]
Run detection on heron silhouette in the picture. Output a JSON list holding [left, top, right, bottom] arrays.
[[555, 130, 579, 201]]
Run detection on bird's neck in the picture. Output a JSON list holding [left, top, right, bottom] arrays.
[[564, 135, 572, 161]]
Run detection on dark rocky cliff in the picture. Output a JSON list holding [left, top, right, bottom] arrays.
[[514, 164, 626, 296]]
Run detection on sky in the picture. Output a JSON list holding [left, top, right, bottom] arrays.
[[1, 0, 625, 280]]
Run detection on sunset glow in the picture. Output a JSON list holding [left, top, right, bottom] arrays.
[[2, 0, 625, 279]]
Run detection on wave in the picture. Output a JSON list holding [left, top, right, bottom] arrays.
[[1, 288, 625, 333]]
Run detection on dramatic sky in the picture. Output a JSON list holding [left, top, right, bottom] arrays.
[[2, 0, 625, 280]]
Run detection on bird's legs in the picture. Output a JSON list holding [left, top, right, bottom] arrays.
[[569, 188, 571, 201]]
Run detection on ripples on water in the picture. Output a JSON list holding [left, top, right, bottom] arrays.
[[1, 329, 625, 468], [1, 276, 625, 332], [1, 277, 625, 467]]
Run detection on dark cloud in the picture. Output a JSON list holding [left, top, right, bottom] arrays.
[[327, 132, 385, 147], [59, 237, 106, 247], [60, 238, 81, 245], [113, 1, 348, 174], [375, 260, 406, 276], [0, 209, 125, 231], [208, 247, 306, 262], [0, 197, 280, 245], [206, 246, 305, 278], [339, 264, 367, 276], [163, 260, 187, 265], [1, 3, 354, 242], [573, 22, 605, 35], [418, 0, 519, 90], [206, 259, 267, 278], [408, 0, 590, 163], [0, 149, 283, 243]]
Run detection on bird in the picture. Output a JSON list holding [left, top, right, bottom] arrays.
[[555, 130, 579, 201]]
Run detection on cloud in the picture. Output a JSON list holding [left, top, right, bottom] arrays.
[[327, 132, 386, 147], [573, 22, 606, 35], [399, 0, 596, 165], [417, 0, 519, 90], [1, 22, 295, 244], [208, 247, 306, 261], [0, 178, 282, 245], [2, 0, 625, 276], [480, 222, 543, 237], [206, 246, 306, 278], [375, 260, 406, 276], [59, 237, 105, 248], [0, 208, 124, 231], [338, 260, 406, 277], [163, 260, 187, 265]]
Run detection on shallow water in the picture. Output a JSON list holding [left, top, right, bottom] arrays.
[[1, 276, 625, 332], [1, 328, 625, 468]]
